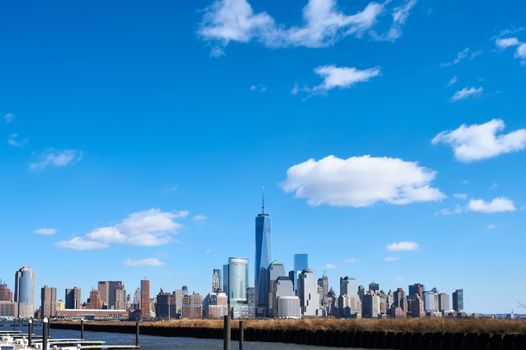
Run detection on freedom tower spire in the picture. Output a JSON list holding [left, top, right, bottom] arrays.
[[255, 188, 271, 316]]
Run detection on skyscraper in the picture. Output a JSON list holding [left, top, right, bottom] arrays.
[[255, 192, 271, 313], [14, 266, 36, 319], [298, 269, 320, 316], [453, 289, 464, 312], [65, 287, 81, 309], [87, 289, 102, 309], [140, 279, 150, 318], [108, 281, 125, 309], [212, 269, 221, 292], [439, 292, 450, 313], [0, 282, 13, 301], [98, 281, 109, 308], [228, 257, 249, 304], [40, 285, 56, 319], [293, 254, 308, 289], [340, 277, 358, 296]]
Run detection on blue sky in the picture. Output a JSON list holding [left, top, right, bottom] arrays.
[[1, 0, 525, 314]]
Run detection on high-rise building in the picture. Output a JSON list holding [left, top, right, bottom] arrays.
[[439, 293, 450, 313], [133, 288, 141, 310], [56, 300, 65, 311], [298, 269, 320, 316], [98, 281, 109, 308], [255, 193, 271, 314], [181, 292, 202, 319], [212, 269, 221, 292], [222, 265, 229, 294], [107, 281, 125, 310], [409, 283, 424, 300], [40, 285, 56, 319], [340, 277, 358, 296], [369, 282, 380, 292], [411, 293, 425, 318], [175, 286, 188, 316], [393, 288, 408, 313], [452, 289, 464, 312], [293, 254, 308, 289], [267, 261, 287, 317], [155, 289, 176, 320], [203, 292, 228, 319], [0, 282, 13, 301], [227, 257, 249, 304], [362, 291, 380, 318], [424, 291, 437, 314], [87, 289, 102, 309], [140, 279, 150, 318], [318, 272, 329, 303], [15, 266, 36, 318], [65, 287, 81, 309]]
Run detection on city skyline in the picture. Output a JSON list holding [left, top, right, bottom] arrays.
[[1, 0, 526, 315]]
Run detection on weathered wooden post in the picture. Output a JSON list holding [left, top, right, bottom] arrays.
[[42, 318, 49, 350], [239, 320, 244, 350], [135, 321, 140, 348], [81, 319, 85, 340], [28, 318, 33, 347], [223, 315, 231, 350]]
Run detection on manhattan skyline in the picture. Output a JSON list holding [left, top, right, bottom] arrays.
[[1, 0, 526, 315]]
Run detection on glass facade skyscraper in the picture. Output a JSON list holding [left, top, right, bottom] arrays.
[[255, 196, 271, 312], [228, 257, 249, 303], [14, 266, 36, 319]]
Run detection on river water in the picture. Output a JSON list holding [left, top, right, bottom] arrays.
[[1, 323, 371, 350]]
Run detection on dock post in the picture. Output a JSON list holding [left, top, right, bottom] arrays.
[[81, 319, 84, 340], [135, 321, 140, 348], [28, 318, 33, 347], [42, 318, 49, 350], [239, 320, 244, 350], [223, 315, 231, 350]]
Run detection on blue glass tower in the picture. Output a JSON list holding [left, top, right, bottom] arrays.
[[255, 190, 271, 314]]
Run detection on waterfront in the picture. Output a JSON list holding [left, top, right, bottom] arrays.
[[1, 323, 363, 350]]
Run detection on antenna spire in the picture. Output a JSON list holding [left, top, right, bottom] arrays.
[[261, 186, 265, 214]]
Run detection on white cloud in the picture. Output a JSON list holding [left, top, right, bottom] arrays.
[[467, 197, 516, 214], [282, 155, 444, 207], [345, 258, 357, 264], [446, 75, 458, 87], [387, 241, 419, 251], [55, 209, 187, 250], [324, 263, 337, 270], [432, 119, 526, 162], [124, 258, 165, 267], [29, 149, 82, 171], [434, 206, 463, 216], [310, 65, 380, 93], [4, 113, 14, 123], [440, 48, 482, 67], [199, 0, 416, 52], [193, 214, 208, 222], [453, 193, 468, 200], [55, 237, 108, 250], [249, 84, 267, 92], [384, 256, 399, 262], [7, 133, 28, 147], [449, 86, 483, 102], [487, 224, 498, 230], [34, 228, 57, 236], [494, 36, 526, 64]]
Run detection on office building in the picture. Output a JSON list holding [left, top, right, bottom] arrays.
[[140, 279, 150, 318], [340, 277, 358, 296], [40, 285, 56, 319], [203, 292, 228, 319], [409, 283, 424, 300], [155, 289, 177, 320], [453, 289, 464, 312], [222, 265, 229, 294], [56, 300, 65, 311], [87, 289, 102, 309], [97, 281, 109, 308], [175, 286, 188, 316], [181, 292, 202, 319], [293, 254, 308, 289], [439, 293, 450, 313], [0, 301, 17, 317], [393, 288, 408, 313], [255, 195, 272, 314], [368, 282, 380, 292], [277, 296, 301, 319], [424, 291, 437, 314], [0, 282, 13, 301], [227, 257, 249, 304], [15, 266, 36, 318], [318, 272, 329, 304], [411, 293, 425, 318], [362, 291, 380, 318], [133, 288, 141, 310], [212, 269, 221, 292], [65, 287, 81, 309], [267, 261, 287, 316], [298, 269, 320, 316]]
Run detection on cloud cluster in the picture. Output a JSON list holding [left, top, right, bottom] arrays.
[[34, 228, 57, 236], [29, 149, 83, 171], [311, 65, 381, 93], [467, 197, 516, 214], [432, 119, 526, 162], [3, 113, 14, 123], [124, 257, 165, 267], [495, 36, 526, 64], [387, 241, 419, 251], [450, 86, 483, 102], [282, 155, 444, 207], [7, 133, 28, 147], [198, 0, 417, 54], [55, 209, 188, 250], [440, 48, 482, 67]]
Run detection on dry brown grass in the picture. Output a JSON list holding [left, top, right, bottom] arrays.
[[68, 318, 526, 335]]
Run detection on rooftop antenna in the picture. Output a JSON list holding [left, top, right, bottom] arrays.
[[261, 186, 265, 214]]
